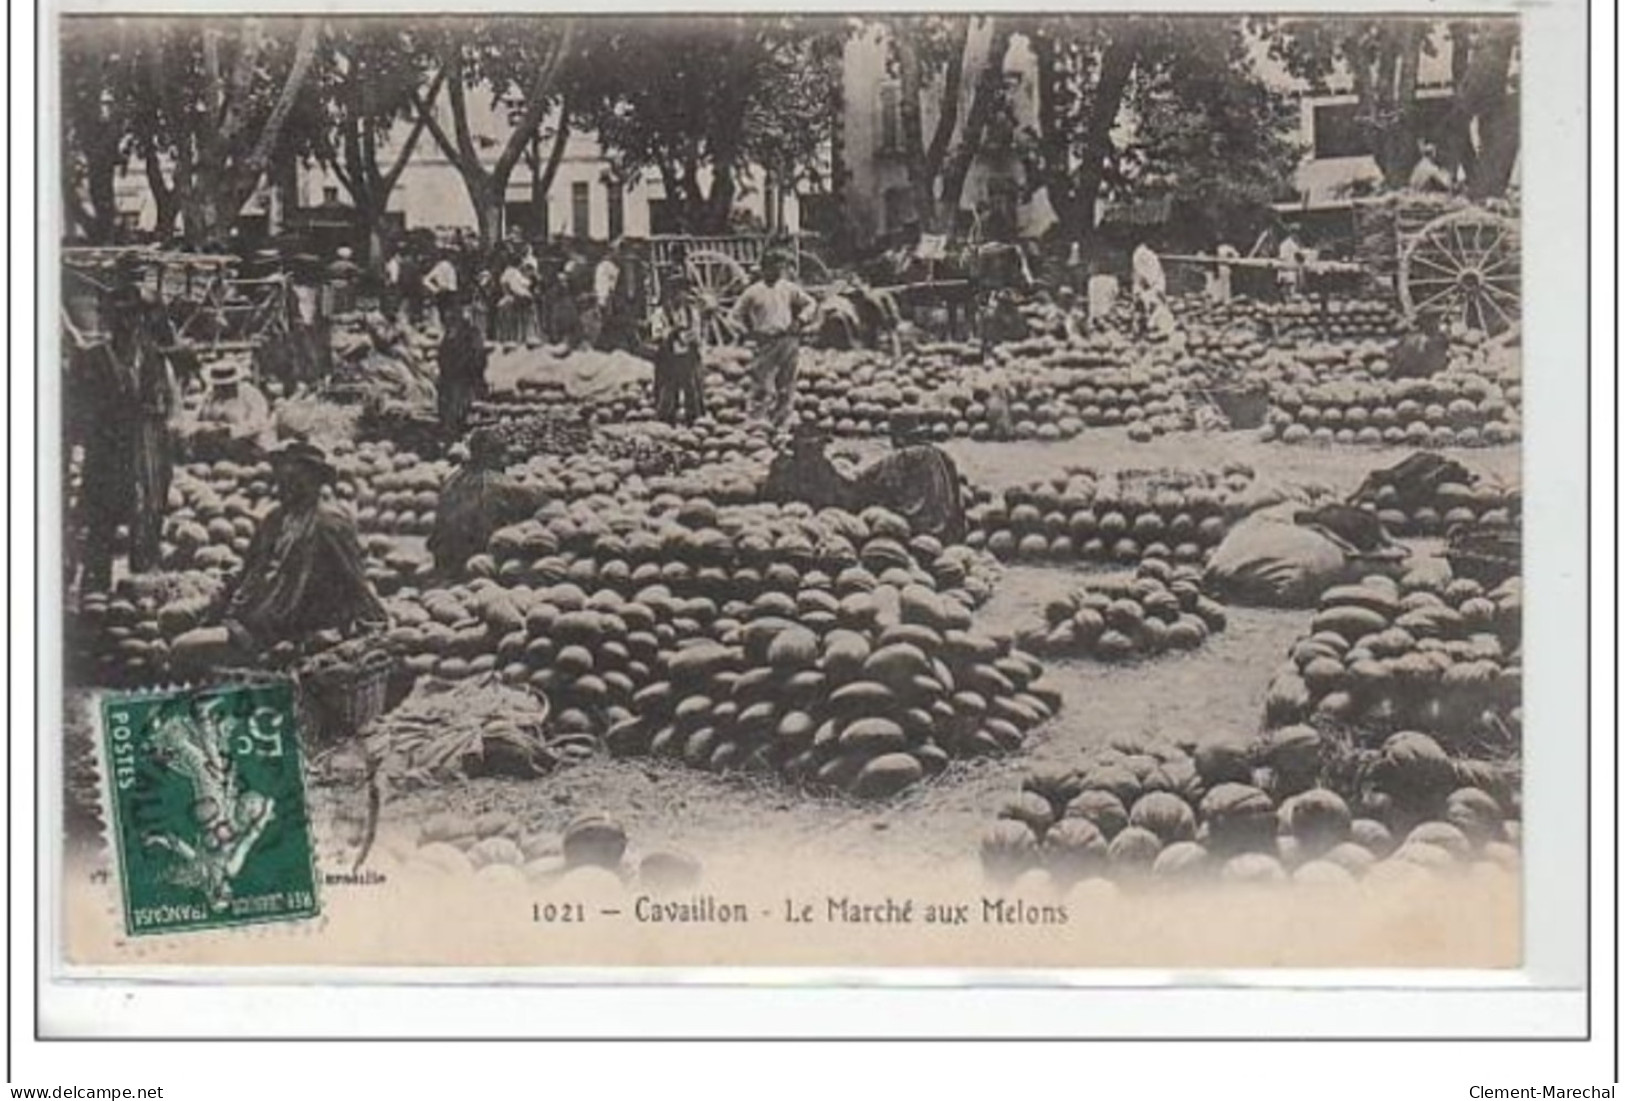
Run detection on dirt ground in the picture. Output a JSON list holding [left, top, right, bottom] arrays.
[[62, 429, 1521, 884]]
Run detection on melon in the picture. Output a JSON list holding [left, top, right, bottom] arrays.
[[980, 820, 1040, 882], [1107, 825, 1164, 874], [1128, 792, 1197, 843], [851, 753, 924, 798], [1064, 789, 1130, 838]]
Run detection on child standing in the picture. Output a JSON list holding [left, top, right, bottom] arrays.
[[649, 273, 707, 425]]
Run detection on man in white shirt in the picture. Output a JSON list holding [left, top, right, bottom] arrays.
[[422, 248, 460, 331], [594, 243, 621, 311], [730, 250, 818, 429], [1276, 234, 1304, 299], [1408, 142, 1454, 193], [1130, 239, 1169, 337]]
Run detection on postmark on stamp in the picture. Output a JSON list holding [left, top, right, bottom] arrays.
[[100, 681, 321, 936]]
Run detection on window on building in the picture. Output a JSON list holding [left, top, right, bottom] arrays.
[[878, 83, 902, 155], [1312, 103, 1370, 159], [571, 181, 591, 238], [322, 186, 341, 207], [504, 201, 546, 240], [607, 181, 625, 241]]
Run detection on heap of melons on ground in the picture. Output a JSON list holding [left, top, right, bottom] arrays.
[[1263, 372, 1520, 448], [1016, 558, 1228, 662], [380, 496, 1012, 772], [606, 579, 1061, 797], [964, 464, 1254, 567], [1263, 562, 1521, 753], [979, 726, 1519, 897], [1353, 474, 1520, 538]]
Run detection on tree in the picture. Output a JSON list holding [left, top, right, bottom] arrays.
[[127, 16, 324, 246], [871, 15, 1016, 235], [1119, 20, 1301, 245], [305, 20, 445, 263], [409, 15, 577, 248], [1262, 17, 1436, 187], [60, 20, 144, 242], [1441, 19, 1519, 198], [573, 16, 842, 234], [1017, 16, 1299, 248]]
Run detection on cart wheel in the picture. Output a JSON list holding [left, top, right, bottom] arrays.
[[1399, 208, 1520, 334], [684, 249, 749, 347]]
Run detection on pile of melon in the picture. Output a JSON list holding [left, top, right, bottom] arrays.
[[1016, 559, 1228, 661], [607, 581, 1061, 798], [381, 495, 1007, 747], [1355, 476, 1520, 539], [1264, 371, 1521, 448], [379, 576, 681, 740], [69, 571, 225, 687], [1262, 564, 1522, 752], [965, 465, 1252, 567], [344, 446, 455, 538], [479, 495, 1002, 613], [789, 346, 1186, 442], [1212, 298, 1402, 340], [161, 462, 271, 574], [979, 728, 1519, 895]]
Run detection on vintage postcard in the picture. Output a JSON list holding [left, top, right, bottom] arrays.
[[49, 6, 1554, 973]]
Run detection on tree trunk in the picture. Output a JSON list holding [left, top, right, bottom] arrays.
[[535, 109, 572, 239], [1458, 25, 1518, 198], [468, 175, 502, 249], [1071, 34, 1137, 249], [894, 28, 933, 231], [702, 163, 737, 234], [1441, 24, 1480, 181], [940, 24, 1013, 225], [144, 152, 179, 240]]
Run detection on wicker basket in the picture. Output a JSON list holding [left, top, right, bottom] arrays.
[[209, 650, 398, 749], [296, 653, 397, 748]]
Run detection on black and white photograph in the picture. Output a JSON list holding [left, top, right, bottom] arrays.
[[42, 7, 1562, 978]]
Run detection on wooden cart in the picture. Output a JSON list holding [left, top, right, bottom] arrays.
[[62, 246, 294, 353], [1356, 195, 1521, 334], [646, 235, 832, 347]]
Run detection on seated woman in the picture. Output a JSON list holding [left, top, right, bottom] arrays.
[[853, 412, 968, 543], [428, 428, 548, 576]]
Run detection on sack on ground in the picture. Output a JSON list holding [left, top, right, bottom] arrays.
[[1204, 506, 1371, 608]]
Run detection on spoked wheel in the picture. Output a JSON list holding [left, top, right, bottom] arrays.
[[1399, 208, 1521, 334], [684, 249, 750, 347]]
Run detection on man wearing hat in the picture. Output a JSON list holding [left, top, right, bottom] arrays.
[[648, 270, 707, 425], [75, 275, 182, 590], [191, 359, 273, 460], [730, 249, 818, 429], [216, 440, 387, 653]]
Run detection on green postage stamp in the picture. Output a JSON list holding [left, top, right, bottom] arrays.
[[100, 682, 321, 936]]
